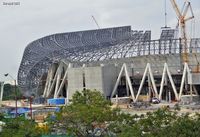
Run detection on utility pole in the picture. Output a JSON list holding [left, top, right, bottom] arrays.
[[4, 73, 18, 117], [30, 96, 33, 119]]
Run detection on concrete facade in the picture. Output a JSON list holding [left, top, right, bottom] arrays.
[[101, 65, 118, 97], [66, 65, 118, 99], [85, 66, 104, 94], [68, 67, 83, 99], [67, 65, 118, 99], [43, 53, 200, 102]]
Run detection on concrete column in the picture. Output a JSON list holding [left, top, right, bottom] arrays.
[[116, 94, 118, 105], [111, 64, 125, 98], [46, 64, 57, 97], [54, 64, 63, 98], [193, 85, 198, 95], [159, 64, 167, 100], [135, 63, 149, 102], [126, 80, 129, 97], [190, 84, 193, 102], [56, 66, 69, 97], [148, 73, 151, 99], [169, 91, 171, 103]]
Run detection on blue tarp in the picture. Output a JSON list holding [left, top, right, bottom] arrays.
[[10, 107, 30, 114], [47, 98, 65, 105], [55, 107, 60, 112]]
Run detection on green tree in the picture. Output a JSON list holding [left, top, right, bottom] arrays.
[[52, 89, 122, 137], [156, 113, 200, 137], [115, 109, 200, 137], [50, 89, 200, 137], [0, 117, 42, 137], [1, 84, 22, 100]]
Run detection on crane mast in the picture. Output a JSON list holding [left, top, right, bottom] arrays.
[[170, 0, 194, 63]]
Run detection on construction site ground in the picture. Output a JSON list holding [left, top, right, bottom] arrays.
[[113, 102, 200, 115]]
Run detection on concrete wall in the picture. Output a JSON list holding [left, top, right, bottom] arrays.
[[188, 73, 200, 85], [180, 95, 200, 104], [44, 53, 200, 100], [68, 67, 83, 99], [68, 53, 200, 77], [67, 65, 118, 98], [85, 66, 104, 94], [102, 65, 118, 97], [124, 54, 182, 75]]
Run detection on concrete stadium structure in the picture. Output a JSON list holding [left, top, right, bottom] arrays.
[[18, 26, 200, 102]]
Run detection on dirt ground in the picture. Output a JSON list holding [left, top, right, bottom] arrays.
[[113, 102, 200, 115]]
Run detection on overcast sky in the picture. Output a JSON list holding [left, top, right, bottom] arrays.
[[0, 0, 199, 81]]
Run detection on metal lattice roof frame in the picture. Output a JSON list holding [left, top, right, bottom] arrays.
[[18, 26, 200, 94]]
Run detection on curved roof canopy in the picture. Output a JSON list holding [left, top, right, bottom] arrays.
[[18, 25, 200, 94], [18, 26, 135, 93]]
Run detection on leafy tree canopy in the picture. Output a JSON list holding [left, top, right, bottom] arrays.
[[0, 117, 43, 137], [53, 89, 123, 137], [45, 89, 200, 137], [0, 83, 22, 100]]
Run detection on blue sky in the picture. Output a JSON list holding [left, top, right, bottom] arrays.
[[0, 0, 199, 81]]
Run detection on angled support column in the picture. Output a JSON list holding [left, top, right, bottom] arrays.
[[54, 63, 63, 98], [148, 64, 158, 98], [55, 64, 70, 98], [43, 69, 51, 97], [43, 64, 56, 97], [111, 64, 135, 100], [166, 63, 179, 100], [124, 64, 135, 100], [135, 63, 149, 102], [134, 63, 158, 102], [64, 82, 69, 104], [193, 85, 198, 95], [159, 65, 167, 100], [47, 63, 63, 97], [111, 64, 126, 98], [179, 63, 190, 100], [159, 63, 179, 101], [47, 65, 57, 95], [125, 80, 130, 96]]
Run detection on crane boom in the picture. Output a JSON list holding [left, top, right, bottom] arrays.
[[91, 15, 100, 29], [170, 0, 182, 18]]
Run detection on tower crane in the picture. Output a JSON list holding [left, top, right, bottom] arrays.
[[170, 0, 194, 63], [91, 15, 100, 29]]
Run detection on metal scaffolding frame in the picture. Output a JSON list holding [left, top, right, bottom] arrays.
[[18, 25, 200, 95]]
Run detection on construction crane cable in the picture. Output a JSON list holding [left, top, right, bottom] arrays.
[[164, 0, 168, 27], [193, 19, 195, 38]]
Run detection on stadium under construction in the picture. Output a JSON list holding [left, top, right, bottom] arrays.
[[17, 1, 200, 103]]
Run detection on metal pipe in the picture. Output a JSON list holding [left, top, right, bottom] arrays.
[[14, 80, 17, 117], [30, 97, 32, 119]]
